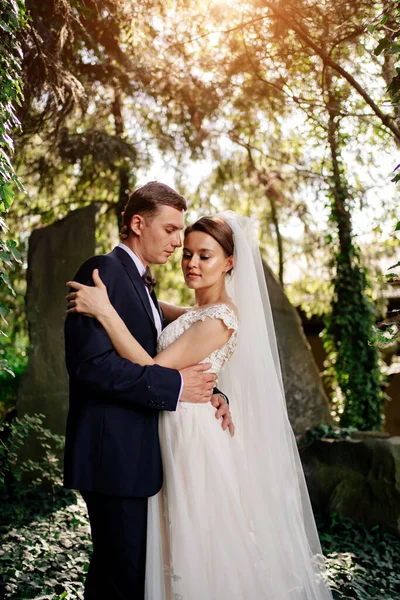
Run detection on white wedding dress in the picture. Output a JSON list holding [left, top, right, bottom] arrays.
[[145, 212, 333, 600]]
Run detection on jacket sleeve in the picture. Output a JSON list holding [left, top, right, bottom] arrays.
[[213, 387, 229, 405], [64, 257, 181, 411]]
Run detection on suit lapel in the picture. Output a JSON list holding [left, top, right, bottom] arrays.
[[111, 247, 156, 331]]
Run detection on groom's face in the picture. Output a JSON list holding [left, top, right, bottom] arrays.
[[135, 205, 184, 265]]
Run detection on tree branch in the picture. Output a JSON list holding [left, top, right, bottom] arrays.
[[261, 0, 400, 142]]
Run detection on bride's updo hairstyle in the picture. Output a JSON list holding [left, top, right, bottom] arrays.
[[184, 216, 234, 274]]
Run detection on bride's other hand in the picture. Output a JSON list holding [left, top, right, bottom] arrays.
[[211, 395, 235, 437], [66, 269, 113, 320]]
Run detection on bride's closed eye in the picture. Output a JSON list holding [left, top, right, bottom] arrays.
[[182, 253, 210, 260]]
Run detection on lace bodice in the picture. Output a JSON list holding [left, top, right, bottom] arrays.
[[157, 303, 239, 374]]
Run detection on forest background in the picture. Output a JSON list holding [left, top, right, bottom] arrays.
[[0, 1, 400, 598], [1, 0, 400, 431]]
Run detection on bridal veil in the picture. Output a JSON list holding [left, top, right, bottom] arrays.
[[146, 210, 332, 599]]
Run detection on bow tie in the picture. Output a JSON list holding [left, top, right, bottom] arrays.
[[142, 266, 157, 295]]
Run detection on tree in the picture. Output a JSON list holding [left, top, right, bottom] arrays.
[[322, 69, 384, 429], [150, 0, 394, 427]]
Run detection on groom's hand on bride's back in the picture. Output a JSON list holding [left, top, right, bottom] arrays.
[[179, 364, 217, 404]]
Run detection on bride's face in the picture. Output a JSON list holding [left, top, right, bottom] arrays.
[[182, 231, 233, 290]]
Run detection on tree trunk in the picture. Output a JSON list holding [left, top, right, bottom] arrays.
[[258, 171, 285, 285], [245, 147, 285, 284], [326, 78, 353, 263], [112, 86, 130, 230], [323, 68, 383, 430]]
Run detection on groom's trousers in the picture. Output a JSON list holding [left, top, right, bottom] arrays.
[[81, 491, 148, 600]]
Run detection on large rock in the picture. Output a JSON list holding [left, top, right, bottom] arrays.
[[17, 205, 98, 435], [300, 436, 400, 533], [263, 261, 332, 436]]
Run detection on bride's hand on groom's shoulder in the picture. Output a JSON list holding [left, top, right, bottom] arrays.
[[66, 269, 112, 320]]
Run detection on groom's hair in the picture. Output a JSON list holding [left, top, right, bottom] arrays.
[[120, 182, 187, 239]]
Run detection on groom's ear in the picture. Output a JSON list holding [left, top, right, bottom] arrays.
[[130, 214, 144, 236]]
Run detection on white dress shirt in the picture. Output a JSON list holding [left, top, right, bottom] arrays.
[[118, 243, 183, 406], [118, 243, 162, 336]]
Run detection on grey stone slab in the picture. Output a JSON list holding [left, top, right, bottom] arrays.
[[263, 260, 332, 437], [17, 204, 98, 436]]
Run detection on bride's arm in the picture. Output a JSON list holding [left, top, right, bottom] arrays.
[[159, 301, 190, 323], [66, 270, 232, 370]]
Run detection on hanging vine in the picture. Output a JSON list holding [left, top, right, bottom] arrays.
[[0, 0, 26, 375], [323, 70, 385, 431]]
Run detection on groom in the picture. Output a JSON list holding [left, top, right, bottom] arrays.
[[64, 182, 232, 599]]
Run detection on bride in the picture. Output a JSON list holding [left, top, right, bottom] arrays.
[[66, 211, 332, 599]]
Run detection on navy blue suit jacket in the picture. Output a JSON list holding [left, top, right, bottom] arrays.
[[64, 246, 181, 498]]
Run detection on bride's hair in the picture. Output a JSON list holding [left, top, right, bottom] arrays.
[[184, 216, 234, 273]]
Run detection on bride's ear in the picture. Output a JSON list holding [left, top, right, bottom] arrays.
[[225, 255, 234, 274]]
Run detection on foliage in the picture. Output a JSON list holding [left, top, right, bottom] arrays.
[[3, 0, 398, 424], [0, 240, 29, 420], [369, 2, 400, 110], [0, 486, 399, 599], [0, 364, 24, 422], [319, 67, 385, 431], [0, 486, 90, 600], [324, 249, 385, 430], [153, 0, 399, 316], [0, 413, 81, 599], [0, 0, 26, 376], [13, 0, 167, 224], [318, 512, 400, 600], [0, 0, 25, 205], [0, 413, 64, 488], [298, 424, 358, 447], [8, 0, 398, 311]]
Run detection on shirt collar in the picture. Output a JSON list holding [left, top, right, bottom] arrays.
[[118, 243, 146, 277]]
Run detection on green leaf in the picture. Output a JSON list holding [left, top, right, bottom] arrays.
[[388, 44, 400, 55], [0, 303, 10, 324], [0, 182, 14, 211], [374, 37, 391, 56], [0, 250, 11, 261]]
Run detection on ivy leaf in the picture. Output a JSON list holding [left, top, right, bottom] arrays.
[[374, 37, 391, 56], [0, 250, 11, 261], [0, 182, 15, 211], [0, 303, 10, 324], [0, 359, 14, 376]]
